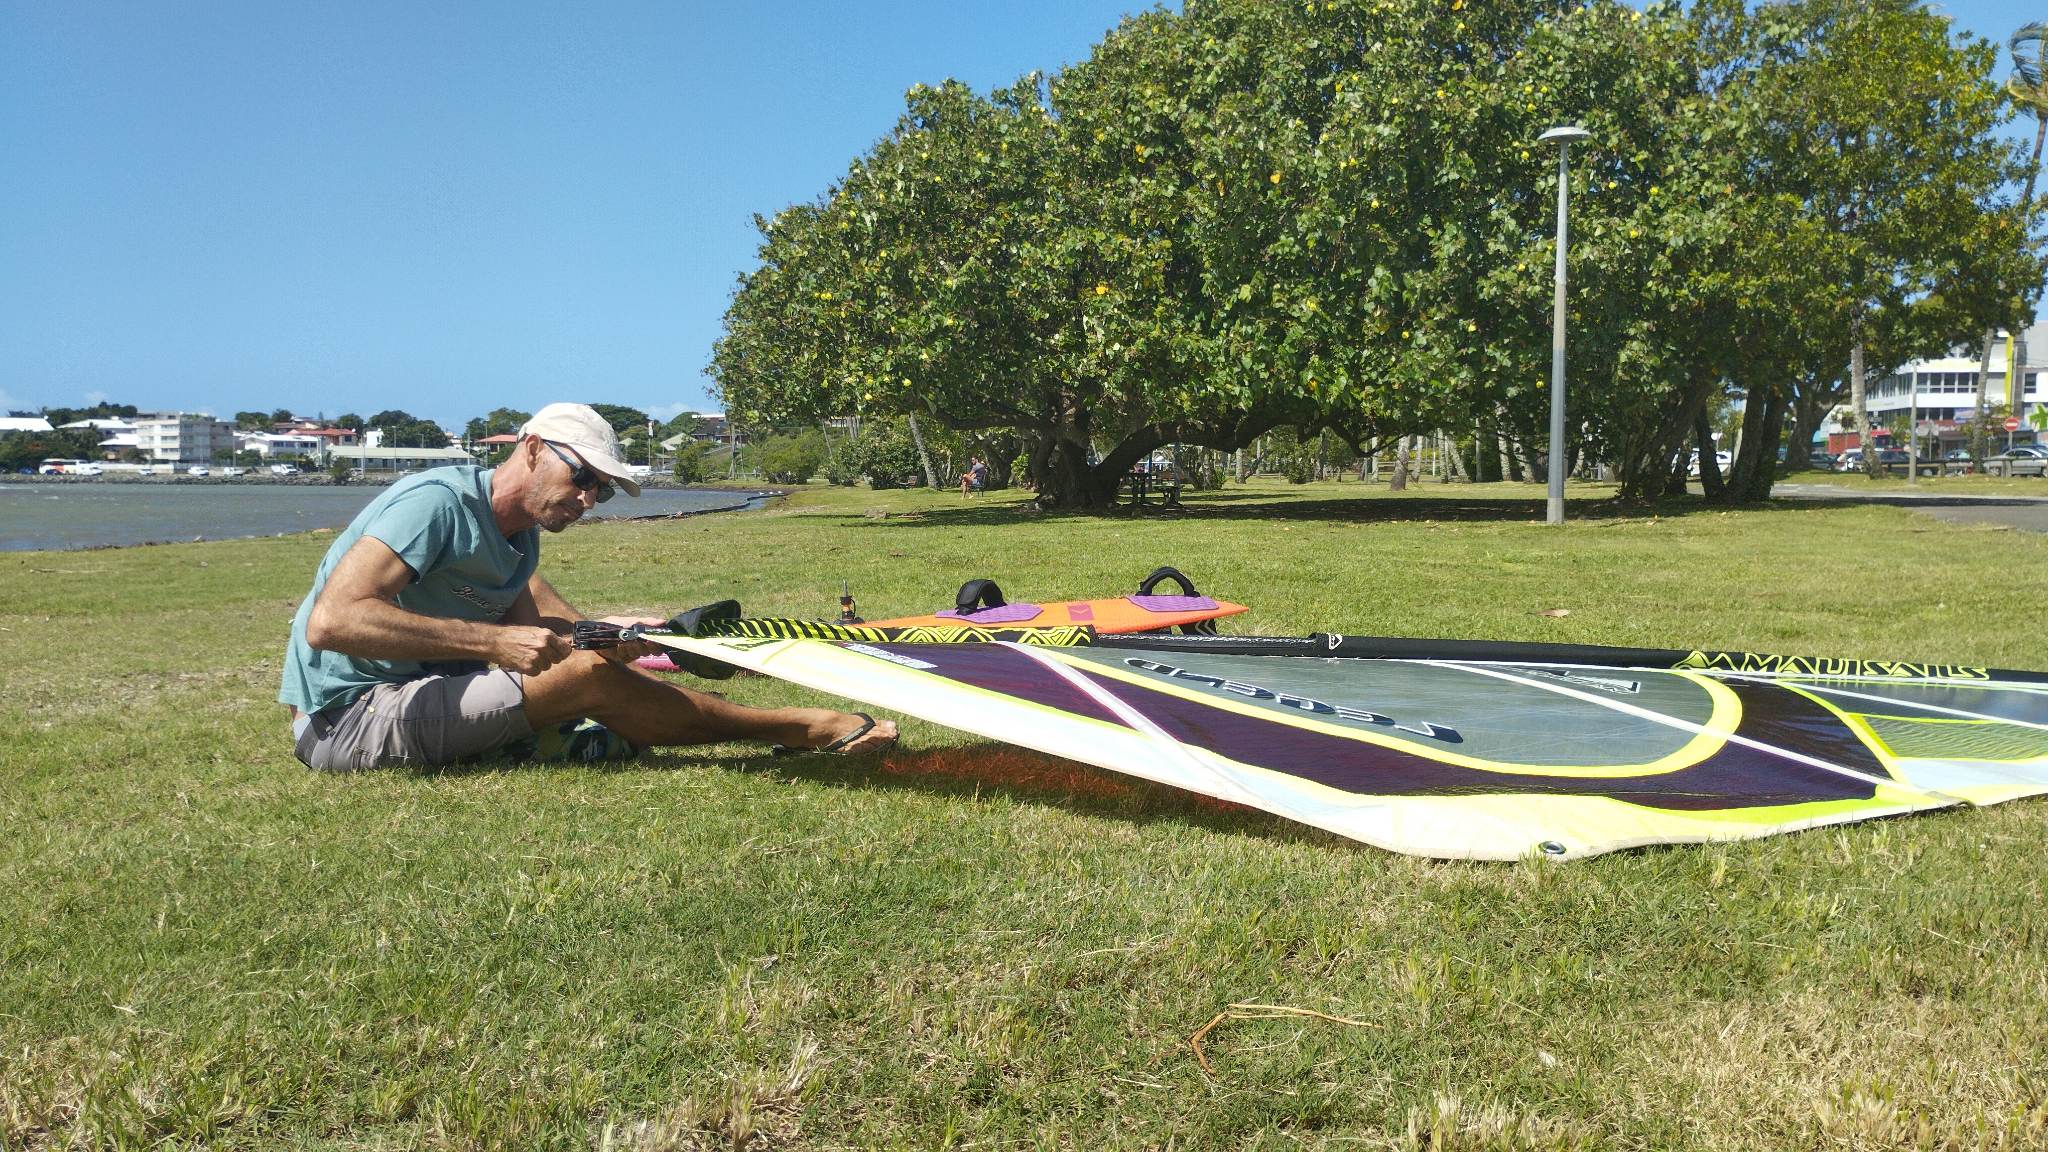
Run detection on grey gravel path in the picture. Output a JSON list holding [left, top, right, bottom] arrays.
[[1772, 482, 2048, 533]]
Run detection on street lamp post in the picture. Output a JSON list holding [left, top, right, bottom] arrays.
[[1538, 125, 1590, 526]]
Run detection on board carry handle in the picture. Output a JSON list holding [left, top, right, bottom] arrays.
[[1135, 565, 1199, 597], [953, 578, 1007, 615]]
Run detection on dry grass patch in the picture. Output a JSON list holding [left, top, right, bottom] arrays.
[[599, 1038, 818, 1152], [1620, 991, 2048, 1149]]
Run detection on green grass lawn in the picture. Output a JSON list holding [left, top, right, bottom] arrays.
[[5, 479, 2047, 1150]]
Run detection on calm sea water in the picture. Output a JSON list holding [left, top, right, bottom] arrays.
[[0, 481, 773, 552]]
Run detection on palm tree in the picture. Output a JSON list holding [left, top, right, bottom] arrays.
[[1973, 22, 2048, 461]]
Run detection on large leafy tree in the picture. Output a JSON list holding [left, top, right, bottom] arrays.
[[718, 0, 1635, 506], [463, 407, 531, 441], [365, 409, 450, 448], [1970, 21, 2048, 463], [1723, 0, 2038, 490], [586, 403, 652, 436], [39, 400, 140, 426], [714, 0, 2039, 507]]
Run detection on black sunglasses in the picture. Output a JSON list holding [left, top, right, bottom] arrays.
[[542, 440, 615, 503]]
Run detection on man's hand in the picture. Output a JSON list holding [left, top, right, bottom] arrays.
[[493, 625, 574, 675], [594, 615, 670, 663]]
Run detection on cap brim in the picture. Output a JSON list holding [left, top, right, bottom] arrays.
[[581, 450, 642, 496]]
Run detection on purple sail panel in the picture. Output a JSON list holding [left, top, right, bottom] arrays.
[[870, 643, 1131, 729], [936, 603, 1044, 624], [1081, 670, 1878, 811]]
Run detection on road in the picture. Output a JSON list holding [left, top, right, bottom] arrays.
[[1772, 482, 2048, 533]]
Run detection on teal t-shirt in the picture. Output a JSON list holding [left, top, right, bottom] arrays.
[[279, 466, 540, 714]]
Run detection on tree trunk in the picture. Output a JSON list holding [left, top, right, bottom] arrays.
[[1694, 408, 1724, 499], [1388, 436, 1411, 491], [1716, 380, 1784, 503], [1443, 434, 1470, 482], [1035, 438, 1095, 507], [1737, 391, 1788, 501], [1782, 377, 1833, 472], [907, 413, 939, 490], [1968, 329, 1997, 465], [2012, 114, 2048, 422], [2015, 330, 2031, 420], [1664, 453, 1689, 497], [1850, 329, 1877, 478]]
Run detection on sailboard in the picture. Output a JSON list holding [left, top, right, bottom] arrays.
[[632, 566, 1244, 674], [638, 629, 2048, 860], [868, 567, 1247, 636]]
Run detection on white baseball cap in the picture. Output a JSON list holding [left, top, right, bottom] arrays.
[[519, 403, 642, 496]]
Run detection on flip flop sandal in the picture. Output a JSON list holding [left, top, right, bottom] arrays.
[[771, 712, 889, 757]]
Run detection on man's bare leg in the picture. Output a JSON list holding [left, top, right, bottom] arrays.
[[520, 650, 896, 752]]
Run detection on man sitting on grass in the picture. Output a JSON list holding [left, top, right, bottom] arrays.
[[278, 402, 896, 771]]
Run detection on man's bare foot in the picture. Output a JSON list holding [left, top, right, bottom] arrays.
[[775, 710, 898, 756]]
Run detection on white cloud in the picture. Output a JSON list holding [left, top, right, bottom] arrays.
[[647, 402, 694, 423]]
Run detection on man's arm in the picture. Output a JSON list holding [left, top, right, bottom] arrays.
[[514, 572, 665, 662], [501, 575, 588, 637], [526, 573, 582, 625], [304, 537, 570, 675]]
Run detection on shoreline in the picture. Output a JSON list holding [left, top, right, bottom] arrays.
[[0, 471, 772, 492], [2, 483, 788, 553]]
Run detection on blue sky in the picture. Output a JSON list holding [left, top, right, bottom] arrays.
[[0, 1, 2040, 428]]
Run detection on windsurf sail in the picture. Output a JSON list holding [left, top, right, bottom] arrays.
[[638, 629, 2048, 860]]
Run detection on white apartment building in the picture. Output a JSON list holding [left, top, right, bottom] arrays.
[[1864, 322, 2048, 427], [131, 413, 238, 463], [236, 431, 324, 460]]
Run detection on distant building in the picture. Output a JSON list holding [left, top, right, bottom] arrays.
[[686, 412, 729, 443], [59, 418, 142, 459], [1864, 322, 2046, 428], [0, 417, 54, 433], [336, 445, 474, 473], [236, 431, 325, 460], [1823, 322, 2048, 451], [131, 413, 237, 463]]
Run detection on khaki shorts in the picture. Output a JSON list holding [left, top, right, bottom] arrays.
[[293, 667, 532, 772]]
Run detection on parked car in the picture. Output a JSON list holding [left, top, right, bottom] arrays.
[[1990, 444, 2048, 477], [1684, 450, 1733, 478], [221, 466, 248, 477], [70, 463, 103, 477], [136, 466, 156, 476], [1836, 449, 1911, 471], [268, 463, 301, 476], [1801, 451, 1837, 471], [187, 465, 210, 477]]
